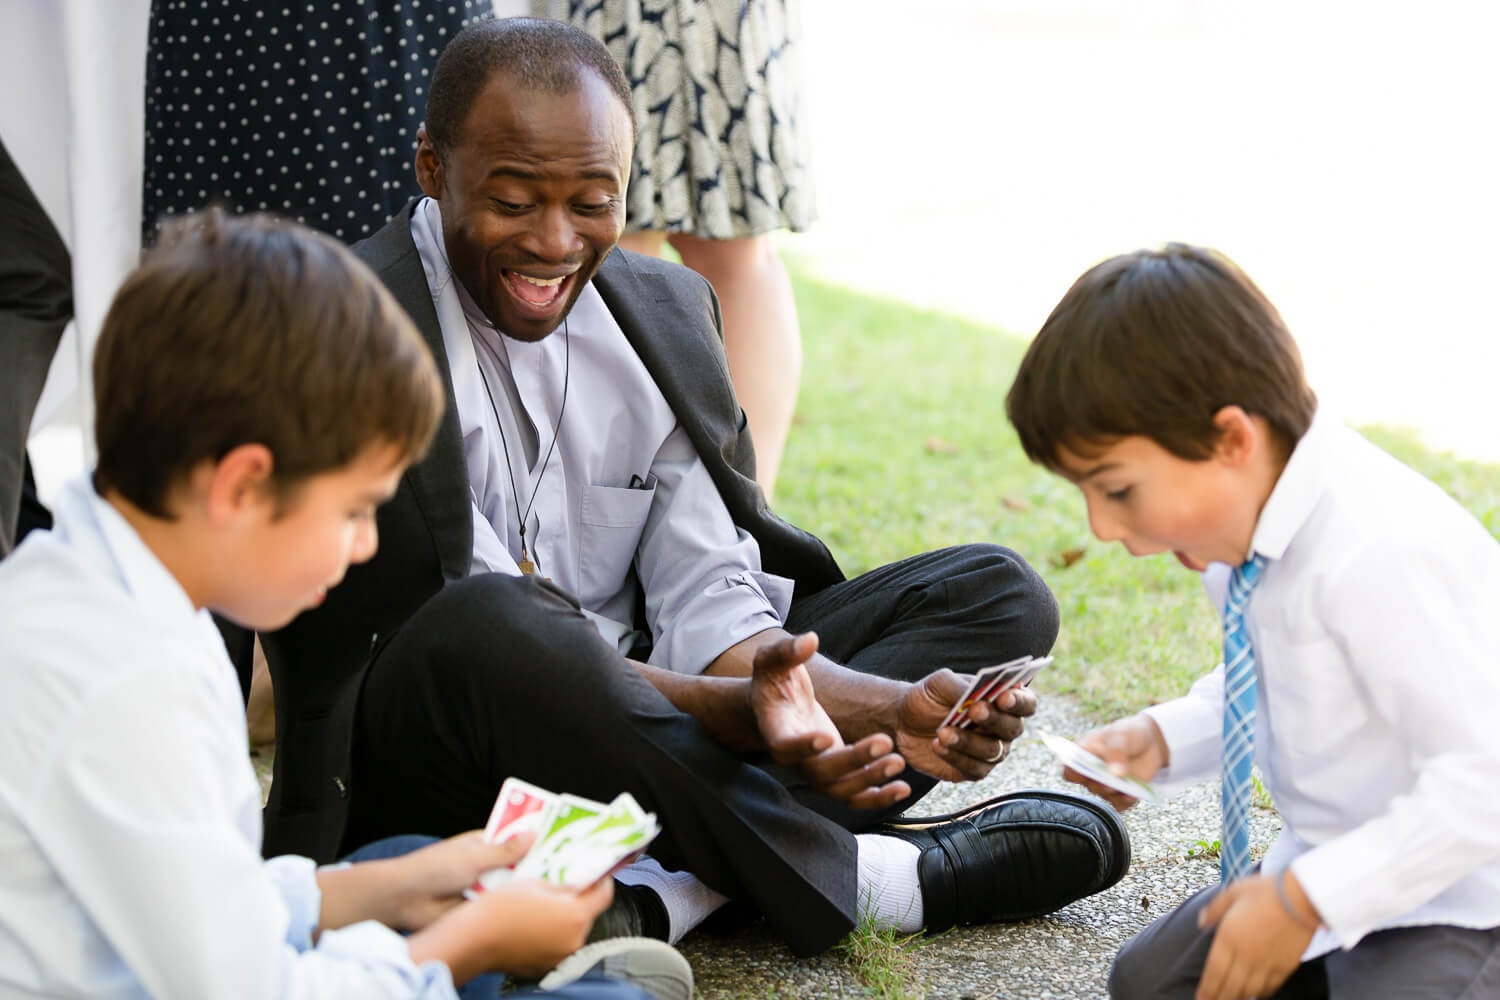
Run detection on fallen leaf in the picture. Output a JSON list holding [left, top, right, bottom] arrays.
[[1052, 547, 1087, 569], [1001, 495, 1031, 513], [923, 436, 961, 455]]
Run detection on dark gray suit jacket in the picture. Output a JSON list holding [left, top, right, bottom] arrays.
[[259, 201, 843, 860]]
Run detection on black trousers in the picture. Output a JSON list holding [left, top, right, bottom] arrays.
[[0, 136, 71, 558], [346, 543, 1058, 956], [1110, 877, 1500, 999]]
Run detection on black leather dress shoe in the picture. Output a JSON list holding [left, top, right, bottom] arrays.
[[878, 789, 1130, 931]]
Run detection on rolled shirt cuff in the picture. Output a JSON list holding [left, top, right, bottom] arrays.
[[264, 854, 321, 951], [649, 570, 794, 674]]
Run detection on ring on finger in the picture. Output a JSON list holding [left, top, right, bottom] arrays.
[[985, 746, 1006, 763]]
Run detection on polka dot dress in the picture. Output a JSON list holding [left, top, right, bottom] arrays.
[[143, 0, 490, 243]]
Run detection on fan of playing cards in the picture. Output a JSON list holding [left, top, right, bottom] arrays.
[[940, 654, 1052, 730], [1037, 730, 1164, 806], [469, 778, 661, 895]]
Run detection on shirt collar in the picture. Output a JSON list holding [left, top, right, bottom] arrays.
[[1248, 405, 1339, 562], [83, 479, 204, 626]]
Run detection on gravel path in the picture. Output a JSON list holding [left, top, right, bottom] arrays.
[[679, 696, 1283, 999]]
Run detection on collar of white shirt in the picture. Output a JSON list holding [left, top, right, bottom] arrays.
[[1247, 405, 1340, 563]]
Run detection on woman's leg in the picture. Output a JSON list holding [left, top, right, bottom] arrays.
[[669, 232, 801, 501], [619, 229, 801, 500]]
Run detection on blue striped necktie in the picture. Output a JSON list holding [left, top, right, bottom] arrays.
[[1221, 553, 1268, 882]]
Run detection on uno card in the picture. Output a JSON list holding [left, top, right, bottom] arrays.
[[470, 783, 663, 894], [483, 777, 559, 844], [954, 656, 1051, 730], [1038, 730, 1163, 806], [542, 798, 660, 887], [942, 655, 1050, 729], [939, 659, 1015, 729], [515, 794, 610, 881]]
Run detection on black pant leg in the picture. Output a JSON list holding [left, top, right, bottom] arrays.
[[784, 543, 1059, 681], [779, 543, 1059, 828], [345, 572, 858, 957], [0, 137, 72, 557]]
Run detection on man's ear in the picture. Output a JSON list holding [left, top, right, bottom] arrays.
[[1210, 405, 1259, 468], [414, 128, 444, 200], [204, 443, 277, 525]]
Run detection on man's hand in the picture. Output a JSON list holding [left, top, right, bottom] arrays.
[[1194, 874, 1318, 1000], [894, 668, 1038, 781], [752, 632, 911, 810], [1070, 714, 1169, 811]]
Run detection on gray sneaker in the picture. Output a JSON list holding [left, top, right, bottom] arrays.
[[538, 937, 694, 1000]]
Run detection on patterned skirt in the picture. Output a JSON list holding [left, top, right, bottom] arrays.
[[566, 0, 816, 239]]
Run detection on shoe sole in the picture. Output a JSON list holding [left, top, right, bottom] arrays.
[[539, 937, 694, 1000]]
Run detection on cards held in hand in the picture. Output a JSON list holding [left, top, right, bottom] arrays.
[[470, 777, 661, 894], [939, 654, 1052, 730]]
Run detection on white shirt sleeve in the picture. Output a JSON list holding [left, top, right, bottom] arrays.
[[32, 666, 460, 1000], [1142, 665, 1227, 797], [1288, 541, 1500, 948], [634, 424, 792, 673]]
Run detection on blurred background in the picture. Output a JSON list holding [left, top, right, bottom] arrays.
[[786, 0, 1500, 458], [25, 0, 1500, 508]]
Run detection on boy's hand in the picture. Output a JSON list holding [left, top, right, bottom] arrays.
[[1195, 873, 1319, 1000], [1070, 714, 1168, 810], [385, 830, 536, 931], [897, 669, 1039, 781], [410, 874, 614, 982]]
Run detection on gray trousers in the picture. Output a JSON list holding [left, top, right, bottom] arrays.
[[1110, 881, 1500, 999], [0, 136, 72, 556]]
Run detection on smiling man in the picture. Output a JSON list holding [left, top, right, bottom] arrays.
[[248, 17, 1128, 958]]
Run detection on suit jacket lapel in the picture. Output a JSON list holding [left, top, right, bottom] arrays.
[[356, 203, 473, 582], [592, 249, 747, 478]]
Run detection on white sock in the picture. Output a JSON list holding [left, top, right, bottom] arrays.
[[614, 855, 729, 945], [854, 834, 925, 933]]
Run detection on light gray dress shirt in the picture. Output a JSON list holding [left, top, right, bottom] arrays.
[[0, 478, 458, 999], [410, 198, 792, 673], [1145, 408, 1500, 958]]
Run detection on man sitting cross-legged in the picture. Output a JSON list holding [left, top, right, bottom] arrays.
[[246, 17, 1130, 957]]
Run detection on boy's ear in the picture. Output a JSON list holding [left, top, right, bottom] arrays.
[[205, 443, 277, 524], [414, 128, 444, 200], [1210, 405, 1259, 468]]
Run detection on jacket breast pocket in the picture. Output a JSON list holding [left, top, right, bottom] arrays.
[[578, 480, 656, 600]]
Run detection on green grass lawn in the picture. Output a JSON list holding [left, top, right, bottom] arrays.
[[775, 262, 1500, 721]]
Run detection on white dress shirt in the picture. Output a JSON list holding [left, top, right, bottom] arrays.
[[410, 198, 792, 672], [0, 478, 457, 999], [1145, 408, 1500, 958]]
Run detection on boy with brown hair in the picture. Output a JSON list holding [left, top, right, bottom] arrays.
[[1007, 244, 1500, 1000], [0, 210, 687, 999]]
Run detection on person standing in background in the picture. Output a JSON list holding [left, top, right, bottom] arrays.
[[142, 0, 494, 242], [564, 0, 810, 499], [0, 137, 70, 558]]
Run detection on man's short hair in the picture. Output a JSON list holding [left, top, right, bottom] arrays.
[[1006, 243, 1318, 469], [425, 17, 636, 160], [93, 208, 445, 517]]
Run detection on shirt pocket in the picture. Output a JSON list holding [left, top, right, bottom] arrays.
[[578, 479, 656, 601]]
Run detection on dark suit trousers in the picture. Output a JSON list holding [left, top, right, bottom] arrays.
[[0, 137, 71, 557], [346, 543, 1057, 956]]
